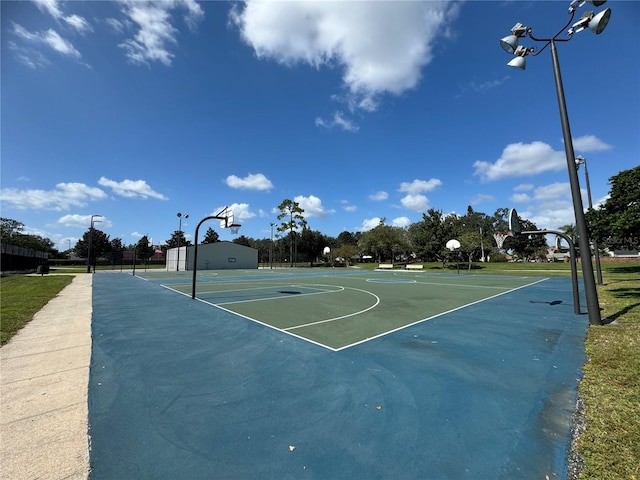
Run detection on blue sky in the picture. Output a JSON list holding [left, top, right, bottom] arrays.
[[2, 0, 638, 251]]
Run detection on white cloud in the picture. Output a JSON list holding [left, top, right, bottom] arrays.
[[294, 195, 335, 218], [514, 182, 590, 230], [343, 205, 357, 213], [315, 111, 359, 132], [510, 193, 532, 203], [225, 173, 273, 191], [572, 135, 613, 152], [64, 15, 93, 34], [368, 191, 388, 201], [8, 40, 50, 68], [392, 216, 411, 228], [98, 177, 167, 200], [33, 0, 63, 19], [13, 24, 81, 60], [117, 0, 204, 66], [457, 76, 509, 97], [400, 194, 430, 212], [0, 183, 107, 211], [231, 1, 459, 114], [58, 214, 112, 229], [514, 183, 534, 192], [32, 1, 92, 33], [470, 194, 495, 205], [473, 141, 566, 182], [358, 217, 382, 232], [213, 203, 255, 223], [398, 178, 442, 195]]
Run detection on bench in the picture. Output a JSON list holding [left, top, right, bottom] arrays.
[[378, 263, 394, 269], [406, 264, 424, 270]]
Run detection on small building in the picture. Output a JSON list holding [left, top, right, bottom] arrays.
[[166, 242, 258, 271]]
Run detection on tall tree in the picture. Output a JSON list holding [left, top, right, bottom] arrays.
[[0, 217, 25, 240], [507, 218, 548, 261], [336, 230, 359, 247], [232, 235, 252, 247], [358, 221, 410, 263], [109, 238, 125, 265], [276, 199, 305, 263], [586, 165, 640, 250], [135, 235, 155, 262], [559, 224, 578, 245], [165, 230, 192, 249], [407, 209, 457, 262], [202, 227, 220, 244], [297, 227, 325, 265], [0, 217, 58, 255], [75, 228, 111, 264], [458, 231, 483, 270]]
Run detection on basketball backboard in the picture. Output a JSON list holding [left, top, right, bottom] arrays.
[[216, 207, 234, 228], [446, 239, 461, 251], [508, 208, 521, 235]]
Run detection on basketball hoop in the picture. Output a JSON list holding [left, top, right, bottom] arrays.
[[229, 223, 241, 235], [493, 232, 510, 250]]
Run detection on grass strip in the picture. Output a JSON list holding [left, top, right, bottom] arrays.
[[1, 275, 74, 345], [577, 264, 640, 479]]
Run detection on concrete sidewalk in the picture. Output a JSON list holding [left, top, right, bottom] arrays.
[[1, 274, 92, 480]]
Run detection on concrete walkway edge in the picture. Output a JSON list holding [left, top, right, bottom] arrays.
[[1, 274, 92, 480]]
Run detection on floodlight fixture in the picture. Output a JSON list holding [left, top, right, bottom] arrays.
[[500, 22, 527, 53], [569, 8, 611, 35], [569, 0, 607, 12], [506, 46, 531, 70]]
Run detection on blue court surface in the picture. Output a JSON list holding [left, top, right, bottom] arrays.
[[88, 270, 588, 479]]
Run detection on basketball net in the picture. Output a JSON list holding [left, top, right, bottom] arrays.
[[493, 232, 510, 250]]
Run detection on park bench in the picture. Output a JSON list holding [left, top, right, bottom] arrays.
[[378, 263, 394, 269], [405, 264, 424, 270]]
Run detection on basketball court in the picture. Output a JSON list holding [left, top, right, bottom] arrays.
[[87, 267, 588, 479]]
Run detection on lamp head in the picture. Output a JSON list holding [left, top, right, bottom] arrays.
[[500, 35, 519, 54], [506, 45, 530, 70], [500, 23, 527, 54], [507, 56, 526, 70], [570, 8, 611, 35], [589, 8, 611, 34]]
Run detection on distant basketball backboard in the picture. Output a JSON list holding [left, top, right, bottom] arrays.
[[216, 207, 234, 228], [508, 208, 521, 236], [446, 239, 461, 251]]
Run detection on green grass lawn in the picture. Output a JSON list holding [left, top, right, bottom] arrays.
[[0, 275, 74, 345], [577, 263, 640, 480]]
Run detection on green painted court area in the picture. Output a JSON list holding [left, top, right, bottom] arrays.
[[152, 269, 544, 350]]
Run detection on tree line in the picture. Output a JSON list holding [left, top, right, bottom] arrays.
[[2, 165, 637, 267]]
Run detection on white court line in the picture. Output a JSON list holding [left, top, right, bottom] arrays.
[[284, 286, 380, 331], [333, 277, 550, 351], [161, 276, 549, 352], [216, 284, 344, 306]]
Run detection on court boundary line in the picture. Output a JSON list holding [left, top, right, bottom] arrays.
[[333, 277, 551, 351], [160, 275, 550, 352], [216, 284, 344, 306], [283, 286, 380, 331]]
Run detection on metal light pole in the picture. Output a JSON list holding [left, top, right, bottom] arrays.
[[176, 212, 188, 271], [499, 0, 610, 325], [576, 155, 603, 285], [270, 222, 275, 269], [86, 215, 102, 273]]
